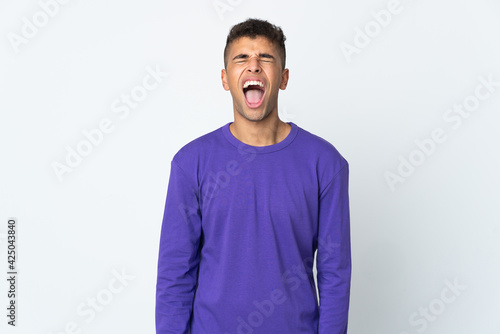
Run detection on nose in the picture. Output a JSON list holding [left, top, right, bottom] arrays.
[[247, 57, 261, 73]]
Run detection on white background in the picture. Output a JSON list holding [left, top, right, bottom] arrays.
[[1, 0, 499, 333]]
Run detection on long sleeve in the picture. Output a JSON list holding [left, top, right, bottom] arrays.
[[317, 162, 352, 334], [156, 158, 202, 334]]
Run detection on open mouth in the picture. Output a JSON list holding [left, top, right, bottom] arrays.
[[242, 79, 266, 108]]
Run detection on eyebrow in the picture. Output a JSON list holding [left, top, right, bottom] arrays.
[[232, 53, 275, 61]]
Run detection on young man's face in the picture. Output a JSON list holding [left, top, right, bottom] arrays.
[[221, 36, 289, 122]]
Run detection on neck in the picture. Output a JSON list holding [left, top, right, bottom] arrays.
[[229, 113, 291, 147]]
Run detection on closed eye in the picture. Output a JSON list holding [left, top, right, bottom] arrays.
[[259, 53, 274, 60], [233, 54, 248, 62], [232, 53, 275, 63]]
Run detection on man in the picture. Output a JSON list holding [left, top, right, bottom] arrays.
[[156, 18, 351, 334]]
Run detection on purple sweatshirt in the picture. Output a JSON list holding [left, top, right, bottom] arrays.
[[156, 121, 351, 334]]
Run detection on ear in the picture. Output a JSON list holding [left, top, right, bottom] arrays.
[[279, 68, 289, 90], [221, 69, 230, 91]]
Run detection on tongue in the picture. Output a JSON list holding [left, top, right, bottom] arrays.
[[245, 89, 263, 104]]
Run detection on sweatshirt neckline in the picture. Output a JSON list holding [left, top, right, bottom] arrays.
[[222, 121, 298, 154]]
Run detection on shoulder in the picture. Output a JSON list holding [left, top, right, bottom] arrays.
[[171, 124, 223, 172], [295, 123, 348, 174]]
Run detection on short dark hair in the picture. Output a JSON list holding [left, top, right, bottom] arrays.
[[224, 18, 286, 70]]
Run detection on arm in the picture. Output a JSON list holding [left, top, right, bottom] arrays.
[[156, 159, 202, 334], [317, 162, 352, 334]]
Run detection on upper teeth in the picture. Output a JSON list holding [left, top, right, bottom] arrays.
[[243, 80, 264, 89]]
